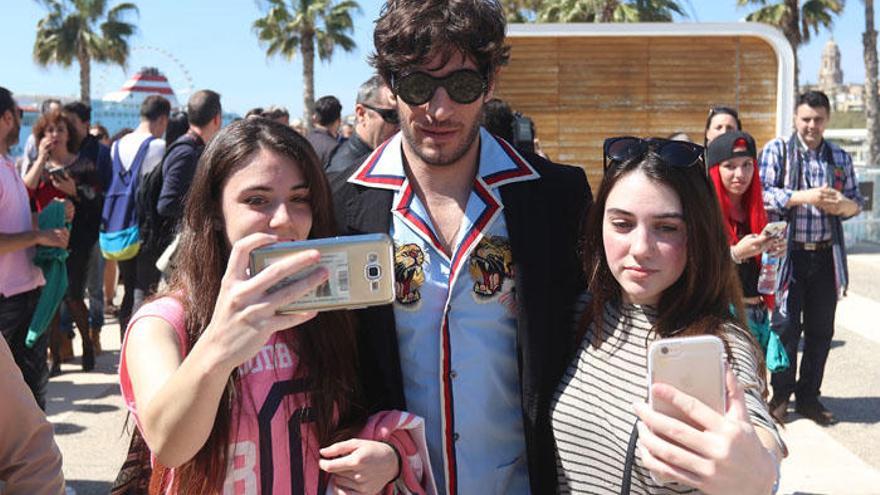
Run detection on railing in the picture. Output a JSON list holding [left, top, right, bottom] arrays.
[[844, 167, 880, 244]]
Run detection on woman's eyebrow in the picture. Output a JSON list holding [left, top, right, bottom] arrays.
[[606, 208, 683, 220], [653, 212, 684, 220], [606, 208, 633, 216], [239, 182, 308, 193]]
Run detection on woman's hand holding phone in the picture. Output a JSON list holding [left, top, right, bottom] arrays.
[[195, 233, 328, 374], [49, 169, 77, 197], [634, 371, 778, 495], [320, 439, 400, 495], [761, 222, 788, 257], [732, 233, 769, 261]]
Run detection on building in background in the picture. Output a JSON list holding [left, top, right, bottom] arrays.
[[807, 38, 870, 113], [12, 67, 238, 156]]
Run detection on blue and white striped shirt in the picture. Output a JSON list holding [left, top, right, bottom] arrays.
[[759, 135, 862, 243]]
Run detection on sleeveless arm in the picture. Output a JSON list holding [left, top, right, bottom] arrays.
[[120, 298, 233, 468]]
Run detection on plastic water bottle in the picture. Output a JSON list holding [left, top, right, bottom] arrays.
[[757, 251, 779, 295]]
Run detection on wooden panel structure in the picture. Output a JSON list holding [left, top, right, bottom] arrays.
[[495, 34, 780, 185]]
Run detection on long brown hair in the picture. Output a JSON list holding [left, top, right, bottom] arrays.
[[151, 118, 365, 493], [579, 150, 752, 356]]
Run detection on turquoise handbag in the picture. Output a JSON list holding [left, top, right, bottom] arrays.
[[745, 306, 790, 373]]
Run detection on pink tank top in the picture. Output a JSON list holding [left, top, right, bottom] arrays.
[[119, 297, 327, 494]]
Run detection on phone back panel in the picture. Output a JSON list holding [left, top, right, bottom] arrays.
[[648, 336, 726, 427], [249, 234, 395, 312]]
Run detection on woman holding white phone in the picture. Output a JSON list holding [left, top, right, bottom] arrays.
[[551, 137, 785, 494], [119, 119, 430, 494]]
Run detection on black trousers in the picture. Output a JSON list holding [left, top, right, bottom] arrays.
[[133, 248, 162, 314], [770, 249, 838, 403], [117, 257, 138, 338], [0, 288, 48, 410]]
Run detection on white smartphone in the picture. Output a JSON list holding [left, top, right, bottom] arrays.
[[249, 233, 395, 313], [761, 221, 787, 239], [647, 335, 726, 427]]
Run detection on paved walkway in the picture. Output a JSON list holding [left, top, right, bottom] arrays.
[[46, 246, 880, 494], [46, 320, 127, 494]]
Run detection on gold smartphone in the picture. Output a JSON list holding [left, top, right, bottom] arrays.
[[249, 233, 395, 313], [647, 335, 726, 426]]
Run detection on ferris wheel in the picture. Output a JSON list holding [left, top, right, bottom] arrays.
[[94, 44, 195, 103]]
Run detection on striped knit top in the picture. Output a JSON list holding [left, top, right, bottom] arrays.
[[551, 300, 784, 495]]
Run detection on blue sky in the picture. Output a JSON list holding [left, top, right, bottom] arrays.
[[5, 0, 872, 119]]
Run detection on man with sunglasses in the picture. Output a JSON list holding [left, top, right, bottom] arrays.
[[330, 2, 591, 494], [325, 75, 399, 179]]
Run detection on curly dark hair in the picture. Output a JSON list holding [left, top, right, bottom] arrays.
[[370, 0, 511, 85]]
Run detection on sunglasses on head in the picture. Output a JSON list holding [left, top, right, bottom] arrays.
[[362, 103, 400, 125], [707, 106, 739, 119], [603, 136, 704, 173], [392, 69, 488, 106]]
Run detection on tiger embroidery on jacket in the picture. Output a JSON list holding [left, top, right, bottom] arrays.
[[468, 236, 514, 301], [394, 243, 426, 306]]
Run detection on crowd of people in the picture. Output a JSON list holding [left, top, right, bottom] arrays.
[[0, 0, 867, 493]]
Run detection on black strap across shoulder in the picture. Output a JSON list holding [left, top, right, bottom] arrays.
[[620, 420, 639, 495]]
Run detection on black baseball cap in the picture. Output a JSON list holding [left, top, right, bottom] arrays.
[[706, 131, 757, 167]]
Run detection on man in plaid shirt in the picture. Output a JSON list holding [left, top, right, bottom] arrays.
[[759, 90, 863, 426]]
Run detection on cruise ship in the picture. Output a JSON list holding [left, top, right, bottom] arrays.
[[13, 67, 239, 156]]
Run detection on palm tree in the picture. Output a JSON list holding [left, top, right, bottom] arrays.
[[253, 0, 360, 129], [865, 0, 879, 166], [500, 0, 543, 22], [538, 0, 686, 23], [738, 0, 845, 95], [33, 0, 139, 103]]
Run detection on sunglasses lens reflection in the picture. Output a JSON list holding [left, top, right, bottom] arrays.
[[396, 70, 485, 106], [658, 142, 702, 168], [397, 73, 436, 105], [605, 138, 643, 163], [444, 71, 484, 104]]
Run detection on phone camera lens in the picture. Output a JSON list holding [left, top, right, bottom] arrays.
[[661, 346, 669, 355], [366, 264, 381, 280]]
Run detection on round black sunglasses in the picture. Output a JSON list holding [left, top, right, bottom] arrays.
[[392, 69, 488, 106]]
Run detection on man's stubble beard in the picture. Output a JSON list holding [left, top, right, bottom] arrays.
[[5, 123, 20, 149], [401, 117, 481, 168]]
